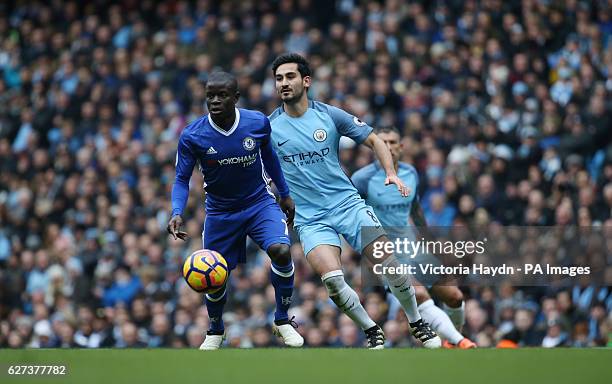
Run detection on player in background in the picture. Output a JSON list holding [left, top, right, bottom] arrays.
[[168, 72, 303, 350], [352, 126, 476, 349], [269, 53, 441, 349]]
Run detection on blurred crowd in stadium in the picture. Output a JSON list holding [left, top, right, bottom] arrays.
[[1, 0, 611, 348]]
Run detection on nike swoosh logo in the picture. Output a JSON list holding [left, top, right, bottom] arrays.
[[278, 139, 290, 147], [339, 297, 352, 309]]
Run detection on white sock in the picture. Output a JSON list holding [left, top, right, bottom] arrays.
[[382, 258, 420, 323], [419, 299, 464, 344], [444, 302, 465, 331], [322, 270, 376, 331]]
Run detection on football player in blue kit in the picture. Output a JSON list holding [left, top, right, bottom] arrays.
[[269, 53, 441, 349], [168, 72, 303, 350]]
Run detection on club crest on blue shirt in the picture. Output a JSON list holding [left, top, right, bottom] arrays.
[[242, 137, 256, 151], [313, 129, 327, 142]]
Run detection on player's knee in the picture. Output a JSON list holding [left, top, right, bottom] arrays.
[[443, 287, 464, 308], [364, 235, 392, 262], [415, 286, 430, 305], [267, 243, 291, 266]]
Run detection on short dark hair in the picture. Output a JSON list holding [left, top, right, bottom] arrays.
[[207, 71, 238, 92], [375, 126, 401, 136], [272, 53, 312, 78]]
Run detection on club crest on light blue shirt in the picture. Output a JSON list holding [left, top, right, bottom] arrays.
[[269, 100, 373, 224]]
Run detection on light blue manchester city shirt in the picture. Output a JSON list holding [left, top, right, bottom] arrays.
[[352, 161, 419, 227], [269, 100, 373, 225]]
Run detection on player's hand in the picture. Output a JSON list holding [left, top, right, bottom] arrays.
[[167, 215, 189, 241], [385, 174, 411, 197], [279, 196, 295, 226]]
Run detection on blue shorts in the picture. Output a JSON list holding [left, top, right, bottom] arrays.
[[202, 197, 290, 270], [295, 194, 386, 256]]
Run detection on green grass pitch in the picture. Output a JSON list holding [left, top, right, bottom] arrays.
[[1, 348, 611, 384]]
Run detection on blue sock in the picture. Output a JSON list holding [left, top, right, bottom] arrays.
[[270, 261, 294, 323], [205, 286, 227, 333]]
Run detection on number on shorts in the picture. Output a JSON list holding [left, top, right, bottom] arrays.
[[366, 210, 379, 224], [366, 210, 382, 229]]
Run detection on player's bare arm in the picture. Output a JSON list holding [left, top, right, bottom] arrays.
[[362, 132, 410, 197], [410, 198, 428, 228], [409, 198, 436, 242]]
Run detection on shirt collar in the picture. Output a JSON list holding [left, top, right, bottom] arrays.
[[208, 108, 240, 136]]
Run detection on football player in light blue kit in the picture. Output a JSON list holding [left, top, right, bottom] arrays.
[[352, 126, 476, 349], [269, 53, 440, 349]]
